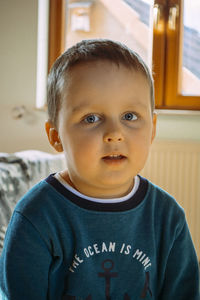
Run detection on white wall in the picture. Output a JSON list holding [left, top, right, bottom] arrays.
[[157, 113, 200, 141], [0, 0, 52, 153], [0, 0, 199, 154]]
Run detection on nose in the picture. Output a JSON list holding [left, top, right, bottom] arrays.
[[104, 135, 123, 143], [103, 122, 124, 143]]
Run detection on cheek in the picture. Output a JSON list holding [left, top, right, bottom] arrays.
[[66, 131, 101, 165], [129, 129, 152, 157]]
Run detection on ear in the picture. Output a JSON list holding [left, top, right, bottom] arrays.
[[45, 121, 63, 152], [151, 112, 157, 143]]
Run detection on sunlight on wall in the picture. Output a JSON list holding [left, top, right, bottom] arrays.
[[35, 0, 49, 109]]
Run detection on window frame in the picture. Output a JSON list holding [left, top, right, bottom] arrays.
[[153, 0, 200, 110], [48, 0, 66, 71], [48, 0, 200, 111]]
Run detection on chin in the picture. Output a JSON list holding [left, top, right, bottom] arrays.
[[99, 176, 133, 189]]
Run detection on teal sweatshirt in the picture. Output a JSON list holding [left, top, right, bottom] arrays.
[[0, 174, 199, 299]]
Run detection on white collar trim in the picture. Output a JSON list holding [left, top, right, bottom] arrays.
[[54, 173, 140, 204]]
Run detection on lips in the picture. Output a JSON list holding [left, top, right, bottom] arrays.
[[102, 154, 127, 163], [103, 154, 125, 159]]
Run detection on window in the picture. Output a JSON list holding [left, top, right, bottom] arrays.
[[48, 0, 200, 110]]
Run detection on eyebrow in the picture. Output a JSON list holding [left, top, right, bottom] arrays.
[[70, 102, 91, 114], [70, 100, 149, 114], [122, 100, 149, 111]]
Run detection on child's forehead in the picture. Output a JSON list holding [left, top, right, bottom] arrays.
[[60, 61, 151, 114], [69, 59, 131, 72], [65, 59, 146, 87], [67, 59, 119, 77]]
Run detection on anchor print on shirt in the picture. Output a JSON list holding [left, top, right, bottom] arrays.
[[65, 259, 152, 299]]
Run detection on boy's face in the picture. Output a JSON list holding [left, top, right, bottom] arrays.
[[46, 61, 157, 198]]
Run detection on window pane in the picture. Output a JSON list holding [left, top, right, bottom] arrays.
[[180, 0, 200, 95], [65, 0, 154, 67]]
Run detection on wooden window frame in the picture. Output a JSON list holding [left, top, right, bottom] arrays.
[[48, 0, 66, 71], [153, 0, 200, 110], [48, 0, 200, 110]]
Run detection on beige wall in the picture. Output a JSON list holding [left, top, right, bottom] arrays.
[[157, 113, 200, 141], [0, 0, 51, 153], [0, 0, 199, 154]]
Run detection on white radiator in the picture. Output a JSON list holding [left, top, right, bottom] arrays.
[[140, 140, 200, 261]]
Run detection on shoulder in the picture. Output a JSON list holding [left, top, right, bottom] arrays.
[[14, 175, 61, 218], [143, 177, 186, 233], [145, 177, 184, 212], [11, 176, 70, 249]]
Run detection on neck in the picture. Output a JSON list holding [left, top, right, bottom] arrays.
[[59, 171, 135, 199]]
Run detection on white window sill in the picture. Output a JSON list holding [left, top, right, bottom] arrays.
[[155, 109, 200, 116]]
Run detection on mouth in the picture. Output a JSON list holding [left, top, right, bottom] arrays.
[[102, 154, 127, 164]]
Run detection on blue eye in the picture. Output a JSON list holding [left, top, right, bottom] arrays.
[[84, 114, 100, 124], [123, 112, 138, 121]]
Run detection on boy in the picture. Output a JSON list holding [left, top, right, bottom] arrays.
[[0, 39, 199, 299]]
